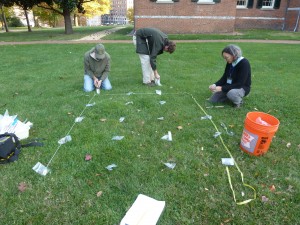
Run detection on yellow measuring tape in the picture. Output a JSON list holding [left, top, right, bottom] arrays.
[[189, 93, 256, 205]]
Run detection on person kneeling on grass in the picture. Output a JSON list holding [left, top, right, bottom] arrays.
[[208, 44, 251, 108], [83, 44, 112, 92]]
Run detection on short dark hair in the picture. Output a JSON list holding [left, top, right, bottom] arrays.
[[167, 41, 176, 54]]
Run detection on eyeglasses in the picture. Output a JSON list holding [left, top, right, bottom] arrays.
[[223, 55, 232, 60]]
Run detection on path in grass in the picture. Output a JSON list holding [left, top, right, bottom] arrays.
[[1, 39, 300, 45]]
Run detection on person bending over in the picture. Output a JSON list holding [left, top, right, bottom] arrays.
[[133, 27, 176, 86]]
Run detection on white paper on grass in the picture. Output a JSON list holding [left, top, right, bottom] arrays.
[[127, 92, 134, 96], [161, 131, 172, 141], [86, 102, 96, 107], [213, 132, 221, 138], [58, 135, 72, 144], [221, 158, 235, 166], [201, 115, 212, 120], [157, 117, 164, 121], [32, 162, 50, 176], [75, 116, 85, 123], [155, 78, 162, 86], [125, 101, 133, 105], [159, 101, 166, 105], [119, 117, 125, 122], [120, 194, 165, 225], [112, 136, 124, 141], [164, 162, 176, 169], [106, 164, 117, 171], [155, 90, 162, 95]]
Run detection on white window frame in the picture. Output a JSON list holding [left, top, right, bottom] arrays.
[[262, 0, 275, 9], [156, 0, 174, 3], [197, 0, 215, 5], [236, 0, 248, 9]]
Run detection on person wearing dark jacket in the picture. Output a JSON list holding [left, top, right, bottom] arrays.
[[209, 44, 251, 108], [133, 27, 176, 86]]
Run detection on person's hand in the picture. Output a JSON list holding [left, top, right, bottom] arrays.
[[94, 78, 102, 88], [209, 84, 216, 92], [215, 86, 222, 92], [154, 70, 160, 79]]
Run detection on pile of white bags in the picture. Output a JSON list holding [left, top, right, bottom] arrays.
[[0, 110, 32, 140]]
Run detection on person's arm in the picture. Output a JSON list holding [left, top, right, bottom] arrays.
[[99, 57, 111, 81], [84, 55, 95, 79], [209, 65, 229, 92]]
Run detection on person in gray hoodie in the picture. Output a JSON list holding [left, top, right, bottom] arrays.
[[83, 44, 112, 92], [133, 28, 176, 86]]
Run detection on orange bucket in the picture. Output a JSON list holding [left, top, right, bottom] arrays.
[[240, 112, 280, 156]]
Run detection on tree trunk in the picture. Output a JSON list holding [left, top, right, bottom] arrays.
[[0, 4, 9, 32], [74, 14, 78, 27], [24, 9, 32, 32], [63, 9, 73, 34]]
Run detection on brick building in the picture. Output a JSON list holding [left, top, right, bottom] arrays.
[[134, 0, 300, 33]]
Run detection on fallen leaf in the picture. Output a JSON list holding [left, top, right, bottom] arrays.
[[287, 185, 293, 192], [261, 195, 269, 202], [177, 125, 183, 130], [223, 218, 232, 223], [204, 173, 209, 177], [269, 185, 276, 192], [95, 173, 102, 176], [286, 142, 291, 148], [228, 124, 235, 128], [85, 154, 92, 161], [96, 191, 103, 197], [100, 118, 107, 122], [18, 182, 27, 192]]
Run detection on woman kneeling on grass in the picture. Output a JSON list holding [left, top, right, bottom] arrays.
[[208, 44, 251, 108]]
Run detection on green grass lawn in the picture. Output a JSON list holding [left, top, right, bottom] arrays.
[[0, 42, 299, 224], [1, 25, 300, 42]]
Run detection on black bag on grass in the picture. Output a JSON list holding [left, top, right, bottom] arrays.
[[0, 133, 21, 164], [0, 133, 44, 164]]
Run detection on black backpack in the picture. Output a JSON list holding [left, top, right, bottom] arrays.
[[0, 133, 21, 164], [0, 133, 43, 164]]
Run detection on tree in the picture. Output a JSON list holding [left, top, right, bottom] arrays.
[[127, 7, 133, 23], [72, 0, 109, 26], [37, 0, 110, 34], [0, 0, 14, 32], [36, 0, 83, 34], [32, 4, 61, 27], [14, 0, 36, 31]]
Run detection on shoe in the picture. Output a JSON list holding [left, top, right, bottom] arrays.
[[144, 82, 156, 87], [233, 103, 242, 108]]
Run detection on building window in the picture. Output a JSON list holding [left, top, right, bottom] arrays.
[[237, 0, 254, 9], [155, 0, 175, 3], [191, 0, 220, 3], [237, 0, 247, 8], [197, 0, 214, 4], [262, 0, 274, 8], [256, 0, 281, 9]]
